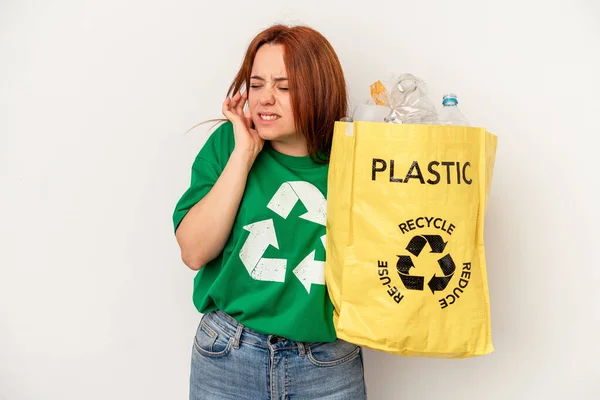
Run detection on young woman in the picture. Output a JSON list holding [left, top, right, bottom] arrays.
[[173, 24, 366, 399]]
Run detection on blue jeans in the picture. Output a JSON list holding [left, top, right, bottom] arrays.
[[190, 310, 367, 399]]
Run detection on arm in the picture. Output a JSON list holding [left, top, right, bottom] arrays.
[[175, 91, 263, 270], [175, 150, 254, 270]]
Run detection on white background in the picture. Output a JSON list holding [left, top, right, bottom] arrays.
[[1, 0, 599, 399]]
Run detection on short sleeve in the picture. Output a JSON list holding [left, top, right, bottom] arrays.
[[172, 121, 235, 233]]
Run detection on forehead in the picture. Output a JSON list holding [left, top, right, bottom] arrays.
[[251, 44, 287, 77]]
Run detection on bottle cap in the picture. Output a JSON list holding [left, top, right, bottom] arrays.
[[442, 93, 458, 106]]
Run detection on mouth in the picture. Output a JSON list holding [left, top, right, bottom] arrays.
[[258, 113, 281, 122]]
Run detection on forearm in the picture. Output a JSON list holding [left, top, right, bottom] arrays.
[[176, 150, 256, 270]]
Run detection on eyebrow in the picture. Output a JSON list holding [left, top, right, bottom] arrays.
[[250, 76, 288, 82]]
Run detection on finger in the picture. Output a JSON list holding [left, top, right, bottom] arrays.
[[236, 91, 247, 115], [222, 97, 236, 120], [230, 91, 242, 111], [222, 97, 231, 111], [244, 107, 254, 127]]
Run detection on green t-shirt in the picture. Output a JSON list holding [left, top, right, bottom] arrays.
[[173, 121, 336, 342]]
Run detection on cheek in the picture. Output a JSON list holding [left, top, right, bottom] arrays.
[[279, 97, 293, 118], [247, 96, 258, 111]]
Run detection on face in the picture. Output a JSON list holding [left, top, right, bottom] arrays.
[[248, 44, 305, 153]]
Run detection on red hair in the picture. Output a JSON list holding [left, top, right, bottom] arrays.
[[228, 25, 348, 163]]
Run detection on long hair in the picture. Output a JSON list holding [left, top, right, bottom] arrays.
[[228, 25, 348, 163]]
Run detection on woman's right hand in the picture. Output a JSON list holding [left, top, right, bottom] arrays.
[[222, 91, 264, 161]]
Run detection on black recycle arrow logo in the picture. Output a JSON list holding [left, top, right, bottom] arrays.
[[396, 235, 456, 293]]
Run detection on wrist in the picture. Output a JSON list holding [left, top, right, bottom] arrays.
[[230, 148, 258, 171]]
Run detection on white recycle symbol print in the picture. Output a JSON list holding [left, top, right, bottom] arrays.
[[239, 181, 327, 294]]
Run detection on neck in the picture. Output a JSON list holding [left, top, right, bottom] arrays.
[[269, 135, 309, 157]]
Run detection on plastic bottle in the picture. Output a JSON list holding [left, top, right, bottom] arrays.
[[438, 93, 470, 126]]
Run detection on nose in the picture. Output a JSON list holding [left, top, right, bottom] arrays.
[[259, 87, 276, 106]]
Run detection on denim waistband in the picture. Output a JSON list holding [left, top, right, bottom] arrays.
[[203, 310, 307, 354]]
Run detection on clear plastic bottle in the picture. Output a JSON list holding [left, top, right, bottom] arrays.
[[438, 93, 470, 126]]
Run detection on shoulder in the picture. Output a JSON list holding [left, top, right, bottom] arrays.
[[194, 120, 235, 168], [204, 120, 235, 152]]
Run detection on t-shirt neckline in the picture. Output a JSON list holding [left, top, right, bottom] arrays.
[[264, 141, 326, 169]]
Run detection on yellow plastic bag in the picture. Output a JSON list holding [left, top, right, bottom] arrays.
[[326, 121, 497, 358]]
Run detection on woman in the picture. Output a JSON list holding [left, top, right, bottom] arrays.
[[173, 24, 366, 399]]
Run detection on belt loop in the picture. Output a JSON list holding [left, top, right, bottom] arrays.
[[297, 342, 307, 356], [233, 322, 244, 349]]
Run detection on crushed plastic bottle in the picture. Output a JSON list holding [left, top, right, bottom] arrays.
[[381, 74, 439, 124], [438, 93, 470, 126]]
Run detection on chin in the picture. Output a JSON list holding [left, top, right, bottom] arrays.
[[256, 127, 289, 141], [256, 129, 278, 141]]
